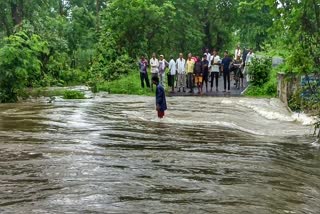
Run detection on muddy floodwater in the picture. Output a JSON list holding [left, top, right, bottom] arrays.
[[0, 95, 319, 214]]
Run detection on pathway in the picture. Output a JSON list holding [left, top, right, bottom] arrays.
[[168, 75, 247, 97]]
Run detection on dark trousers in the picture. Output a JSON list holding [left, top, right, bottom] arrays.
[[202, 73, 209, 91], [187, 73, 193, 91], [223, 71, 231, 90], [169, 75, 175, 91], [140, 72, 150, 88], [210, 72, 219, 88]]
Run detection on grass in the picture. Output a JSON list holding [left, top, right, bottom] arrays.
[[26, 88, 86, 99], [96, 71, 155, 96], [63, 90, 85, 99], [27, 88, 66, 98], [244, 67, 278, 98]]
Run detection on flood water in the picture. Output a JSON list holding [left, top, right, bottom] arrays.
[[0, 95, 319, 214]]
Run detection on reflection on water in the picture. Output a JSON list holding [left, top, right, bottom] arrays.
[[0, 95, 319, 214]]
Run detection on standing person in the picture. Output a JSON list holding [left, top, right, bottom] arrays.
[[138, 55, 150, 88], [152, 76, 167, 119], [150, 53, 159, 90], [232, 55, 243, 89], [204, 48, 211, 69], [158, 55, 168, 86], [168, 55, 176, 93], [221, 51, 233, 93], [210, 49, 221, 91], [193, 56, 203, 94], [202, 54, 209, 93], [244, 48, 255, 82], [234, 45, 241, 60], [176, 53, 186, 92], [186, 53, 195, 93]]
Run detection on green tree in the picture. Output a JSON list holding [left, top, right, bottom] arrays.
[[0, 31, 48, 102]]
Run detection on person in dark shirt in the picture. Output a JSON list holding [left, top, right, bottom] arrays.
[[201, 54, 209, 93], [138, 55, 150, 88], [193, 56, 203, 94], [221, 51, 233, 92], [152, 76, 167, 118]]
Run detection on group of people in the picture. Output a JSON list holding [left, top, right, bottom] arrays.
[[138, 45, 255, 95], [141, 46, 255, 118]]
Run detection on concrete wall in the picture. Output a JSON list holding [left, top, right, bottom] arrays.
[[277, 72, 300, 105]]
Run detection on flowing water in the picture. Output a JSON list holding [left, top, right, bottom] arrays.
[[0, 94, 319, 214]]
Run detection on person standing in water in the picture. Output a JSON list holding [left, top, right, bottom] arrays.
[[152, 76, 167, 119]]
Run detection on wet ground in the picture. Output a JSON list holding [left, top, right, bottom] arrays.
[[0, 95, 319, 214]]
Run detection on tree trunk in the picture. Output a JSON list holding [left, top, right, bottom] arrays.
[[59, 0, 64, 16], [96, 0, 100, 31], [11, 0, 23, 26]]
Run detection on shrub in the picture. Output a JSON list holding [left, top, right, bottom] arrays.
[[249, 57, 272, 86], [0, 32, 48, 102], [63, 90, 85, 99]]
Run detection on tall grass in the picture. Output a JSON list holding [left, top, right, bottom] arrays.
[[96, 71, 154, 96]]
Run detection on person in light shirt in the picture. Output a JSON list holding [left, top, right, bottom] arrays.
[[176, 53, 186, 92], [210, 49, 221, 92], [204, 48, 211, 68], [244, 48, 255, 82], [186, 53, 195, 93], [158, 55, 168, 86], [168, 56, 176, 93], [150, 53, 159, 91]]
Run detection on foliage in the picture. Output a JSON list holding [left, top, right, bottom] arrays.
[[63, 90, 86, 99], [248, 57, 272, 86], [0, 31, 48, 102], [96, 71, 154, 96]]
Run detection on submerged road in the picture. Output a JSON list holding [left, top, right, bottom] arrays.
[[0, 95, 319, 214]]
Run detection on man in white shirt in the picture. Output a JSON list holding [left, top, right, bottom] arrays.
[[210, 49, 221, 91], [150, 53, 159, 90], [204, 48, 211, 68], [176, 53, 186, 92], [168, 56, 176, 93]]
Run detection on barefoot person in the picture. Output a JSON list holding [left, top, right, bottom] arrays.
[[152, 76, 167, 119]]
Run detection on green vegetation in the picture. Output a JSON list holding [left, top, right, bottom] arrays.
[[96, 71, 154, 96], [245, 57, 277, 97], [0, 0, 318, 105], [63, 90, 86, 99], [28, 88, 66, 98]]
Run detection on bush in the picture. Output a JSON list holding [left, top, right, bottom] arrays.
[[63, 90, 85, 99], [249, 57, 272, 86], [96, 71, 154, 96], [0, 31, 48, 102], [60, 69, 88, 85]]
